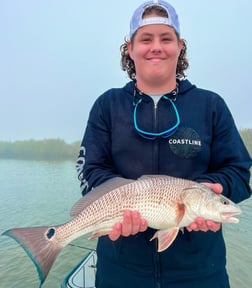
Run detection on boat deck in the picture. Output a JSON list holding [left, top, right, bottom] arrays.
[[61, 250, 97, 288]]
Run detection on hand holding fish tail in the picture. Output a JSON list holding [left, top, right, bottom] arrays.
[[109, 210, 148, 241], [186, 182, 223, 232]]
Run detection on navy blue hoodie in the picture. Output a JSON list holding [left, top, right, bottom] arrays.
[[77, 79, 251, 288]]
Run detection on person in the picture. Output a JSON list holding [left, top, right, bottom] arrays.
[[76, 1, 252, 287]]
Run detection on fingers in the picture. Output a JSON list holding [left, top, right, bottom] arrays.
[[108, 222, 122, 241], [187, 217, 221, 232], [186, 222, 197, 232], [140, 218, 148, 232], [122, 210, 143, 236], [201, 182, 223, 194], [108, 210, 147, 241], [121, 210, 134, 236], [186, 217, 206, 232], [205, 220, 221, 232]]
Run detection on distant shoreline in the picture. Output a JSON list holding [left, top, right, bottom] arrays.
[[0, 128, 251, 161], [0, 139, 80, 161]]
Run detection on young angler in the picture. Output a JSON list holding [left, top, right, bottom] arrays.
[[77, 1, 252, 287]]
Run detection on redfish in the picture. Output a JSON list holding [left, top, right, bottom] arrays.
[[2, 175, 241, 287]]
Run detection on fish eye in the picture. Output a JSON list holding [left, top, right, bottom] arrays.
[[221, 198, 229, 205]]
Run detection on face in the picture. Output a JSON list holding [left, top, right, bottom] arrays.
[[128, 24, 183, 87]]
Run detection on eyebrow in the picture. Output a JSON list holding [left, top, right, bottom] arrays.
[[139, 31, 174, 37]]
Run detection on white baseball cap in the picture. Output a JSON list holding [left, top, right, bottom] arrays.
[[129, 0, 180, 38]]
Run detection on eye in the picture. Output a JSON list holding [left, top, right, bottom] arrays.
[[221, 198, 230, 205], [141, 38, 151, 43], [162, 37, 172, 42]]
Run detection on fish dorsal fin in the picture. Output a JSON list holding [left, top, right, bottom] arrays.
[[138, 175, 177, 181], [70, 177, 134, 217], [138, 175, 163, 180]]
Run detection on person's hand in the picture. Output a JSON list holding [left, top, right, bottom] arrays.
[[108, 210, 148, 241], [186, 182, 223, 232]]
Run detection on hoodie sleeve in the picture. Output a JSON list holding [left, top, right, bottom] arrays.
[[196, 96, 252, 203], [76, 94, 120, 195]]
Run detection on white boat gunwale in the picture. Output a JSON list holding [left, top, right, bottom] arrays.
[[61, 250, 97, 288]]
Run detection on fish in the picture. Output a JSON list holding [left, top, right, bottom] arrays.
[[2, 175, 241, 287]]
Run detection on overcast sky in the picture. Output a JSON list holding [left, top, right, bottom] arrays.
[[0, 0, 251, 143]]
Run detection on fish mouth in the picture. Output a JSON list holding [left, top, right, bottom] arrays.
[[221, 211, 241, 223]]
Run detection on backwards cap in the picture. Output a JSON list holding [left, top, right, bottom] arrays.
[[129, 0, 180, 38]]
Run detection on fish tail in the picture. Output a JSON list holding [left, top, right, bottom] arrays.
[[2, 226, 62, 287]]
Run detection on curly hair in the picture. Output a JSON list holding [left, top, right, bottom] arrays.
[[120, 5, 189, 80]]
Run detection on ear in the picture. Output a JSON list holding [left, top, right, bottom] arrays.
[[127, 41, 134, 60], [178, 39, 184, 54]]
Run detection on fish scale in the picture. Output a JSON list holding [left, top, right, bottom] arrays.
[[2, 175, 241, 287]]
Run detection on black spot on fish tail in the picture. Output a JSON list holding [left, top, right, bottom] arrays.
[[46, 228, 55, 239]]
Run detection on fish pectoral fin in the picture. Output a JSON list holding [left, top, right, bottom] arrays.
[[176, 202, 185, 225], [150, 228, 179, 252]]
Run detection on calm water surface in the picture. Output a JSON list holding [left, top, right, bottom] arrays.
[[0, 160, 251, 287]]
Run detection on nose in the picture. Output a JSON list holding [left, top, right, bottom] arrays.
[[150, 39, 162, 53]]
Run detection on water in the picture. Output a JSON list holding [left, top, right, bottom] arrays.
[[0, 160, 251, 287]]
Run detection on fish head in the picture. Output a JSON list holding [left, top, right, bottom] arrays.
[[207, 193, 241, 223], [181, 184, 241, 224]]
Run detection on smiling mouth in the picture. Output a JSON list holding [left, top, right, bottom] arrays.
[[147, 58, 165, 62]]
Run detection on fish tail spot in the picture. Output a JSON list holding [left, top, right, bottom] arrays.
[[46, 228, 55, 239]]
